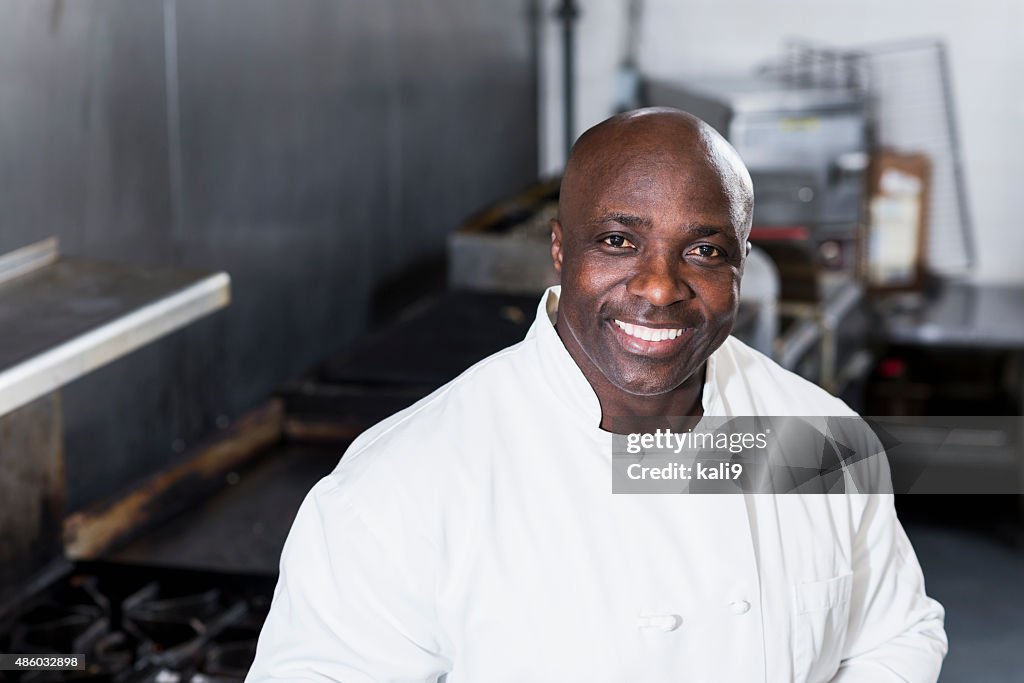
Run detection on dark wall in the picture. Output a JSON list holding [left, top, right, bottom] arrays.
[[0, 0, 538, 510]]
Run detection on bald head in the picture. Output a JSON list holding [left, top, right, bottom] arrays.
[[559, 108, 754, 236]]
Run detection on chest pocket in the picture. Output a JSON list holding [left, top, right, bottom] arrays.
[[791, 573, 853, 683]]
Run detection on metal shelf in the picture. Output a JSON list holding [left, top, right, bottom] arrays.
[[0, 240, 230, 417]]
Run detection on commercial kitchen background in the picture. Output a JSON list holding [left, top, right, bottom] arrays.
[[1, 1, 1022, 681], [539, 0, 1024, 290]]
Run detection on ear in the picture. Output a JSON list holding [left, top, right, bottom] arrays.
[[550, 218, 564, 274]]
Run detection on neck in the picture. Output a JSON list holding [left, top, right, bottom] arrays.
[[591, 364, 706, 433]]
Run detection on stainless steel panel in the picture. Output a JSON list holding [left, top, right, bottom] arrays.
[[0, 1, 185, 510], [0, 0, 174, 263], [0, 0, 538, 512]]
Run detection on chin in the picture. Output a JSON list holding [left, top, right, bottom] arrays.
[[607, 367, 694, 398]]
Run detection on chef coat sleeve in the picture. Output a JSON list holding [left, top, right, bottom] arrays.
[[829, 493, 947, 682], [246, 479, 452, 683]]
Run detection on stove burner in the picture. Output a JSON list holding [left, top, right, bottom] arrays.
[[203, 640, 257, 680], [93, 631, 135, 673], [8, 576, 112, 657], [11, 610, 110, 656], [0, 564, 273, 683]]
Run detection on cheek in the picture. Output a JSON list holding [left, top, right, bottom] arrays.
[[564, 255, 627, 301], [701, 269, 740, 297], [694, 273, 741, 317]]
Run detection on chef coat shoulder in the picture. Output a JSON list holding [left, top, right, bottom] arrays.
[[249, 344, 549, 683], [319, 334, 546, 524], [713, 335, 857, 417]]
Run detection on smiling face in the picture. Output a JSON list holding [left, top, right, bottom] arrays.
[[551, 109, 753, 402]]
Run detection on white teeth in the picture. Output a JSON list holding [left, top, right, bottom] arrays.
[[614, 320, 684, 342]]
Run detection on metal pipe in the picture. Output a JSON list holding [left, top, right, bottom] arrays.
[[555, 0, 579, 157]]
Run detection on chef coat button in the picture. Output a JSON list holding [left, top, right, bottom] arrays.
[[636, 614, 682, 632], [729, 600, 751, 615]]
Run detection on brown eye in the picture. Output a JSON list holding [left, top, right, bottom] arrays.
[[603, 235, 635, 249], [688, 244, 723, 259]]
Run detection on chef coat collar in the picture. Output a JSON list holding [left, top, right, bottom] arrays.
[[528, 286, 723, 431]]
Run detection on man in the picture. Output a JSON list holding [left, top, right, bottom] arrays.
[[247, 109, 946, 682]]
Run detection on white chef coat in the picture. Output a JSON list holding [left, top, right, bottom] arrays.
[[247, 287, 946, 683]]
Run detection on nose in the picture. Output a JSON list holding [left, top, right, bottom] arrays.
[[626, 252, 693, 307]]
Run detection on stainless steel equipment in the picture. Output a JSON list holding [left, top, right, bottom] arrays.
[[775, 274, 871, 398], [447, 178, 561, 296], [645, 76, 869, 268], [760, 39, 975, 277]]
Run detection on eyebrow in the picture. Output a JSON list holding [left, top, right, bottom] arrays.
[[597, 212, 653, 230], [593, 212, 728, 238]]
